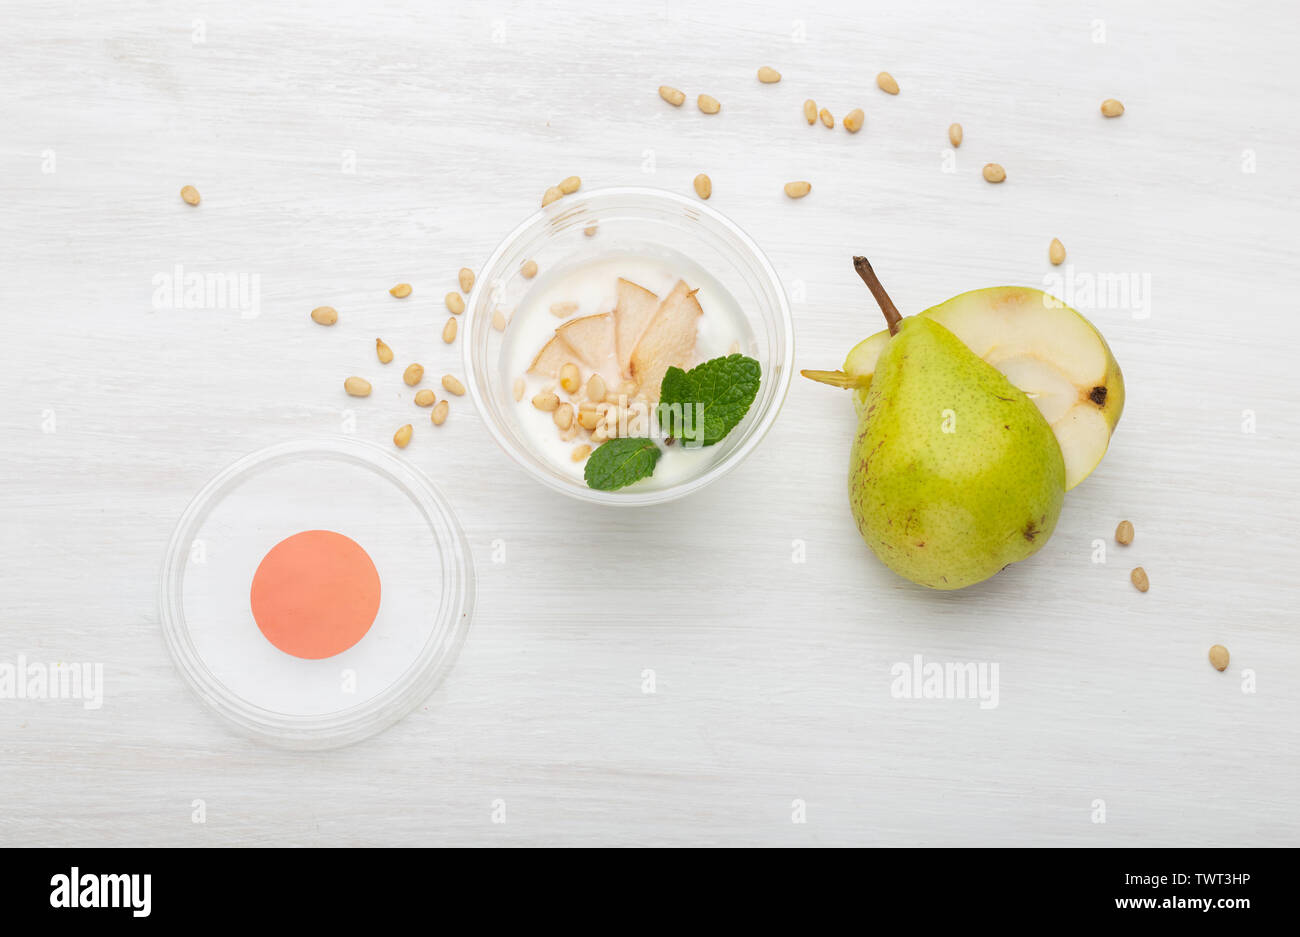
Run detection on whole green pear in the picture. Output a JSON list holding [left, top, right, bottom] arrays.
[[849, 314, 1066, 590]]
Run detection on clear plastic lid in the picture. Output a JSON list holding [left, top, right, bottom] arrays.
[[159, 437, 474, 749]]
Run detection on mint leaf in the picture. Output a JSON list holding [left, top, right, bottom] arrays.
[[584, 437, 662, 491], [657, 354, 761, 447]]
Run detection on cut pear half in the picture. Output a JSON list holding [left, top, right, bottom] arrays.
[[806, 286, 1124, 489]]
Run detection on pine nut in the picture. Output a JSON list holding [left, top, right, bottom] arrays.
[[877, 72, 899, 95], [344, 377, 372, 397], [521, 260, 538, 279], [431, 400, 449, 425], [559, 362, 581, 394], [577, 406, 600, 430], [1208, 645, 1229, 672], [584, 224, 598, 237], [532, 392, 559, 412], [492, 308, 508, 331], [442, 317, 458, 343], [784, 181, 812, 198], [414, 389, 436, 407], [1115, 520, 1134, 545], [948, 123, 963, 147], [393, 424, 413, 448], [441, 374, 466, 396], [180, 185, 200, 205], [403, 363, 424, 386], [803, 99, 817, 124], [445, 292, 465, 314], [698, 94, 721, 114], [554, 402, 574, 430], [310, 306, 338, 326], [458, 268, 475, 293], [1130, 567, 1149, 593], [982, 163, 1006, 183], [843, 109, 864, 133], [376, 338, 394, 363], [542, 186, 564, 207], [757, 66, 781, 84], [1050, 238, 1067, 266], [587, 373, 607, 401], [513, 377, 526, 401], [659, 85, 686, 107], [1101, 98, 1125, 118], [693, 173, 712, 199], [390, 283, 412, 298], [819, 108, 834, 129], [559, 175, 581, 194], [550, 301, 578, 318], [571, 444, 592, 462]]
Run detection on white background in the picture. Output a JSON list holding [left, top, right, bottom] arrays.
[[2, 0, 1298, 847]]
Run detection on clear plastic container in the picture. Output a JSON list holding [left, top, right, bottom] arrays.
[[462, 186, 794, 505], [159, 437, 475, 749]]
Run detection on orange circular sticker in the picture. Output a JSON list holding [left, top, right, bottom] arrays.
[[250, 530, 381, 660]]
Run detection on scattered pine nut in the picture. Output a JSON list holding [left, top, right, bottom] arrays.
[[344, 376, 372, 397], [1049, 238, 1067, 266], [803, 99, 817, 125], [948, 123, 963, 147], [571, 444, 592, 462], [982, 163, 1006, 183], [431, 400, 449, 425], [310, 306, 338, 326], [492, 308, 508, 331], [659, 85, 686, 107], [819, 108, 834, 129], [843, 109, 864, 134], [592, 422, 609, 442], [694, 173, 712, 199], [375, 338, 394, 363], [1130, 567, 1149, 593], [458, 268, 475, 293], [179, 185, 200, 206], [587, 373, 607, 401], [583, 224, 598, 237], [542, 186, 564, 207], [1115, 519, 1134, 545], [550, 301, 578, 318], [513, 377, 526, 401], [757, 66, 781, 84], [390, 283, 412, 298], [414, 389, 436, 407], [876, 72, 899, 95], [577, 406, 600, 430], [559, 175, 581, 195], [441, 374, 466, 396], [554, 402, 574, 430], [521, 259, 538, 279], [532, 391, 560, 412], [393, 424, 413, 449], [403, 363, 424, 386], [1101, 98, 1125, 118], [445, 292, 465, 314], [559, 362, 581, 394], [1208, 645, 1229, 672], [784, 181, 812, 199], [442, 317, 458, 343], [697, 94, 721, 115]]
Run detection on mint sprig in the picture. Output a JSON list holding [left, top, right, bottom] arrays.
[[657, 354, 761, 447], [583, 437, 662, 491]]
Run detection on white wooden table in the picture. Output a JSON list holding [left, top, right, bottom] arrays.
[[2, 0, 1297, 847]]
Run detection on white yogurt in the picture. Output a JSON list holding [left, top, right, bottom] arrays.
[[499, 250, 755, 490]]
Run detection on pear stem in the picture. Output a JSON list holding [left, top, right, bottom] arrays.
[[853, 255, 903, 335]]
